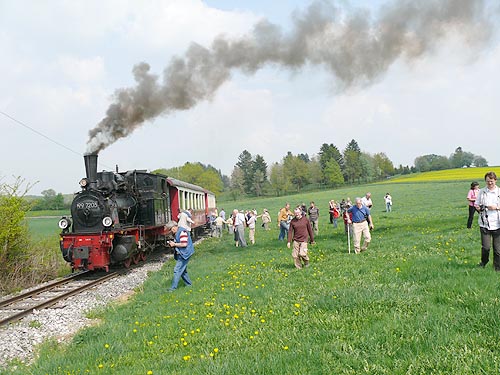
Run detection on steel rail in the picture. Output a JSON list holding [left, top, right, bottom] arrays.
[[0, 272, 119, 327], [0, 271, 90, 309]]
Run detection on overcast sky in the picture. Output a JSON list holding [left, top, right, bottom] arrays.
[[1, 0, 499, 195]]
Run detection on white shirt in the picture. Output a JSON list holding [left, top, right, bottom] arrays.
[[476, 186, 500, 230], [234, 212, 246, 226]]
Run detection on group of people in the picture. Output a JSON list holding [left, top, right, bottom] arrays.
[[159, 171, 500, 293]]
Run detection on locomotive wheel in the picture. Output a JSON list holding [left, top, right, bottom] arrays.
[[123, 257, 132, 268], [133, 253, 140, 265], [140, 252, 146, 261]]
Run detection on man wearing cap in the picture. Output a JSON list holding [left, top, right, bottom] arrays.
[[165, 220, 194, 291]]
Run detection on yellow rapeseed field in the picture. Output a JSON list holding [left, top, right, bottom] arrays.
[[382, 166, 500, 183]]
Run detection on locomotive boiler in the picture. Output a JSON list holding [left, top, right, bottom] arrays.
[[59, 154, 216, 272]]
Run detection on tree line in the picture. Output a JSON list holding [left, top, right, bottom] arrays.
[[27, 144, 488, 206]]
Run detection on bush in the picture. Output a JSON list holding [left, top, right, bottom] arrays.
[[0, 178, 66, 294]]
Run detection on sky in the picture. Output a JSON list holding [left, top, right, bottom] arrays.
[[1, 0, 500, 195]]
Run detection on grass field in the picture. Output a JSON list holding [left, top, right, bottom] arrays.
[[7, 172, 500, 374]]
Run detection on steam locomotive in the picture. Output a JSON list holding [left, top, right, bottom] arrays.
[[58, 154, 216, 272]]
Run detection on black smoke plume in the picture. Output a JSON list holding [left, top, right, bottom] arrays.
[[87, 0, 494, 153]]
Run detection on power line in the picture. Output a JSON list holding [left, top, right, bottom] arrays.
[[0, 110, 113, 170], [0, 109, 82, 157]]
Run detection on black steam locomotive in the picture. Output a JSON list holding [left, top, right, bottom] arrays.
[[59, 154, 216, 271]]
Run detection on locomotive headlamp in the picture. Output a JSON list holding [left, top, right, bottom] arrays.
[[58, 217, 72, 230], [79, 178, 88, 187], [102, 216, 113, 227]]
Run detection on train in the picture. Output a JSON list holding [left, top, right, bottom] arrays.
[[58, 154, 217, 272]]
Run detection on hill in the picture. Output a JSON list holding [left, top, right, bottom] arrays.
[[383, 166, 499, 183]]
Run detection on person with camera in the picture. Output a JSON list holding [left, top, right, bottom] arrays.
[[475, 172, 500, 270], [165, 221, 194, 292]]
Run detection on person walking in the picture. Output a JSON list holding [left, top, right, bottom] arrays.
[[277, 203, 292, 241], [467, 182, 479, 229], [361, 192, 373, 209], [347, 198, 374, 254], [308, 201, 320, 235], [287, 206, 315, 269], [475, 172, 500, 270], [214, 215, 225, 238], [261, 209, 271, 230], [165, 221, 194, 292], [329, 200, 336, 224], [233, 209, 247, 247], [384, 193, 393, 213], [247, 210, 257, 244]]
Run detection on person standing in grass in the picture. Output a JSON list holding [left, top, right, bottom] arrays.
[[233, 209, 247, 247], [384, 193, 393, 212], [261, 209, 271, 230], [166, 221, 194, 292], [247, 210, 259, 245], [361, 192, 373, 209], [308, 201, 320, 235], [287, 206, 315, 269], [278, 203, 292, 241], [347, 197, 374, 254], [466, 182, 479, 229], [474, 172, 500, 270]]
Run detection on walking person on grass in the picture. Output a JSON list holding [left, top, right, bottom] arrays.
[[287, 206, 315, 269]]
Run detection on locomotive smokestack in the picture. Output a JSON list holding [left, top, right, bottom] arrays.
[[84, 153, 98, 189]]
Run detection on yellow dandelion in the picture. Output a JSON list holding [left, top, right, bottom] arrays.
[[147, 371, 153, 375], [214, 348, 219, 353], [104, 344, 109, 349], [294, 303, 300, 308], [283, 346, 289, 350], [98, 364, 103, 369], [183, 355, 191, 361]]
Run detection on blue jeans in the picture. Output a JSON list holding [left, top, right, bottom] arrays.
[[171, 256, 192, 290], [278, 220, 289, 240]]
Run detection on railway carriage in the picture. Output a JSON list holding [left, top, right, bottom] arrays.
[[58, 154, 216, 272]]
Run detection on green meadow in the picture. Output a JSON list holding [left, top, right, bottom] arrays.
[[6, 174, 500, 374]]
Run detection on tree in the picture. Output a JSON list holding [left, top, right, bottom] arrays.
[[283, 152, 309, 192], [253, 154, 268, 182], [307, 158, 323, 186], [324, 158, 344, 187], [153, 162, 225, 195], [373, 152, 395, 179], [474, 156, 488, 167], [269, 162, 289, 196], [318, 143, 344, 182], [343, 139, 362, 183], [196, 169, 224, 195], [450, 147, 475, 168], [236, 150, 254, 195], [230, 166, 245, 200]]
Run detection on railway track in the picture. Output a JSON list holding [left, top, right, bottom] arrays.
[[0, 271, 120, 327]]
